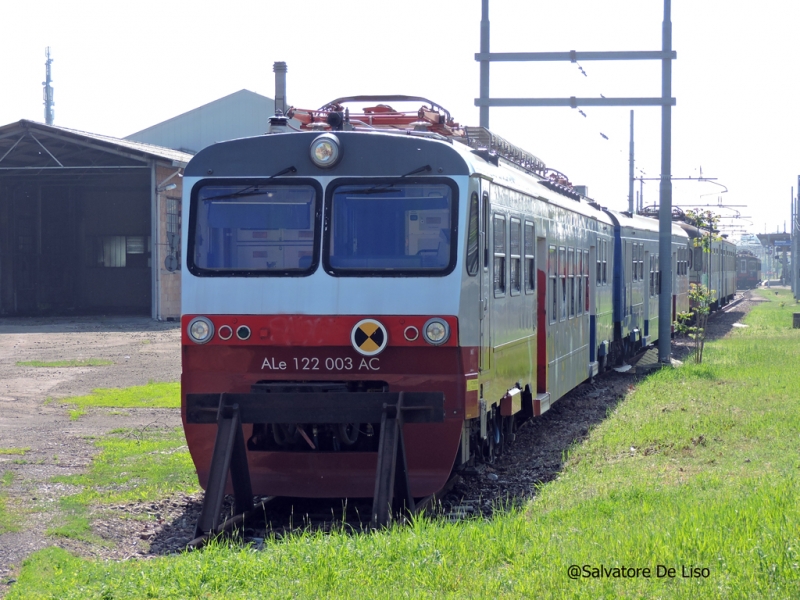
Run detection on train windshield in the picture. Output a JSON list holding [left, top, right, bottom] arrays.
[[325, 181, 456, 275], [190, 182, 318, 275]]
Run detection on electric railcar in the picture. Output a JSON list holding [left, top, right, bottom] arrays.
[[737, 250, 762, 289], [180, 97, 728, 502]]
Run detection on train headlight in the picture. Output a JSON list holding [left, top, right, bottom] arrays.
[[188, 316, 214, 344], [309, 133, 342, 168], [423, 318, 450, 345]]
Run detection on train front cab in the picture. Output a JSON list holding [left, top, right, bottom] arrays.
[[180, 131, 482, 501]]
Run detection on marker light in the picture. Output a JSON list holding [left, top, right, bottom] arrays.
[[309, 133, 342, 168], [188, 317, 214, 344], [423, 318, 450, 345]]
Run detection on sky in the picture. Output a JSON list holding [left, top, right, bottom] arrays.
[[2, 0, 798, 239]]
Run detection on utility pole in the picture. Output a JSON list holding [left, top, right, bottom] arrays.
[[657, 0, 673, 363], [628, 110, 635, 214], [479, 0, 490, 128], [43, 47, 54, 125]]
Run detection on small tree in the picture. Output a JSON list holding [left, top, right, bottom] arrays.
[[684, 209, 723, 287], [675, 283, 717, 363]]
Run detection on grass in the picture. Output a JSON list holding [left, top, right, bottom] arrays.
[[0, 471, 19, 535], [46, 427, 197, 541], [0, 494, 19, 535], [0, 447, 30, 455], [16, 358, 113, 368], [59, 381, 180, 420], [7, 288, 800, 599]]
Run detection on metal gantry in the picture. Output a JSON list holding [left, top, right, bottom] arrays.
[[476, 0, 676, 363]]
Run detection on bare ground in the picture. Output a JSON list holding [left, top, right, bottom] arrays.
[[0, 316, 183, 588], [0, 293, 759, 592]]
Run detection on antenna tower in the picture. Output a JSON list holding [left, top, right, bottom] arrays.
[[43, 47, 54, 125]]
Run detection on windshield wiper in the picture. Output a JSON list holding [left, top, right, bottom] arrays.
[[346, 165, 432, 195], [202, 166, 298, 201], [268, 165, 297, 179]]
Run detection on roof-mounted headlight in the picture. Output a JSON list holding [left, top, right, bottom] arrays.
[[309, 133, 342, 168], [188, 316, 214, 344]]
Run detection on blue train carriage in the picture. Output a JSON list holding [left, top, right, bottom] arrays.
[[602, 211, 689, 365]]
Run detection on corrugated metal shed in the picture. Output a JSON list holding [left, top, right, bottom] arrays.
[[124, 89, 275, 154], [0, 120, 192, 170]]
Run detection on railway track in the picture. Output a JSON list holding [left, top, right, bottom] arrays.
[[186, 474, 463, 550]]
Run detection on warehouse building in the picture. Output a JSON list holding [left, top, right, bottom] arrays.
[[0, 89, 277, 319], [0, 120, 191, 318]]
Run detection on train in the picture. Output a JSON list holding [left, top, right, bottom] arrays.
[[180, 96, 737, 518], [736, 250, 762, 289]]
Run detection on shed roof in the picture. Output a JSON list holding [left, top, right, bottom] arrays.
[[0, 120, 192, 180], [124, 89, 275, 154]]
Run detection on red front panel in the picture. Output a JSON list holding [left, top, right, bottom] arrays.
[[182, 314, 476, 498]]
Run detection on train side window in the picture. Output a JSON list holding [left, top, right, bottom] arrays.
[[596, 240, 602, 286], [559, 246, 567, 321], [493, 213, 506, 296], [577, 249, 583, 315], [602, 239, 608, 285], [650, 255, 655, 297], [524, 221, 535, 293], [483, 193, 490, 270], [466, 192, 479, 276], [568, 247, 575, 317], [631, 243, 637, 282], [583, 249, 589, 312], [575, 250, 583, 315], [510, 217, 522, 295], [655, 254, 661, 294], [549, 245, 557, 324], [639, 245, 644, 281]]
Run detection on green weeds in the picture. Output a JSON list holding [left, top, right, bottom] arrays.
[[46, 427, 196, 541], [0, 447, 30, 455], [16, 358, 113, 368], [59, 381, 180, 419]]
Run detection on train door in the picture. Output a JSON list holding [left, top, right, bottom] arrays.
[[536, 236, 548, 393], [643, 250, 650, 338], [479, 183, 491, 373], [588, 244, 597, 367], [624, 240, 631, 318]]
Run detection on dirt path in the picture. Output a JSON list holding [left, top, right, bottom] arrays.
[[0, 317, 182, 585]]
